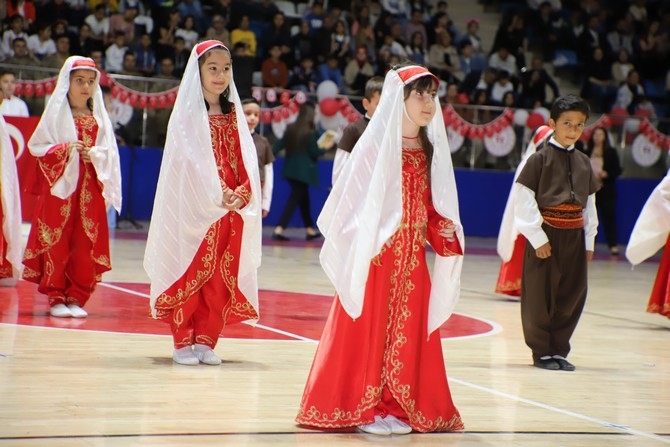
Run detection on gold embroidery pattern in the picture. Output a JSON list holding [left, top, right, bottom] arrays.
[[234, 185, 251, 204], [210, 112, 243, 189], [154, 222, 219, 320], [39, 144, 68, 185], [296, 385, 383, 427]]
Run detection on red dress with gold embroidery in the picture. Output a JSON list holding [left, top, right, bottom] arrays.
[[296, 146, 464, 433], [22, 116, 110, 307], [495, 235, 526, 297], [154, 112, 257, 349]]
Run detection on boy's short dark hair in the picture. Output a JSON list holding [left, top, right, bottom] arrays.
[[363, 76, 384, 101], [241, 98, 260, 106], [0, 70, 16, 78], [550, 94, 590, 121]]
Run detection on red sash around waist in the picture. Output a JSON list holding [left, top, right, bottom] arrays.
[[541, 203, 584, 229]]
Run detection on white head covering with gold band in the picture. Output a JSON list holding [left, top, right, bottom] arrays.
[[0, 115, 23, 280], [318, 65, 463, 335], [27, 56, 122, 212], [626, 170, 670, 265], [497, 125, 553, 262], [143, 40, 262, 319]]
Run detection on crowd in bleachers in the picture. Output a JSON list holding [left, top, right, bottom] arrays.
[[0, 0, 669, 123]]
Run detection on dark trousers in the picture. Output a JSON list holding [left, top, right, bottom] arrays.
[[277, 179, 314, 229], [520, 224, 588, 361], [596, 191, 617, 248]]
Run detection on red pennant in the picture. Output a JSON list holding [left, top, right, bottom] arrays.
[[34, 82, 45, 97]]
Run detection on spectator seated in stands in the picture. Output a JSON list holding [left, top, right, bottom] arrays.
[[316, 55, 344, 92]]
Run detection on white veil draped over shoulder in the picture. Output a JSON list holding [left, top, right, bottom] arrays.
[[626, 171, 670, 265], [28, 55, 121, 212], [143, 40, 262, 319], [317, 65, 463, 335], [496, 125, 553, 262], [0, 115, 23, 279]]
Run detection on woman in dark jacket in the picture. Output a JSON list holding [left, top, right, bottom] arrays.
[[585, 127, 623, 255], [272, 102, 330, 241]]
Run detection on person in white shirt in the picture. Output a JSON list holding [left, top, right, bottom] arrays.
[[1, 15, 29, 59], [84, 5, 110, 43], [0, 71, 29, 117], [26, 23, 56, 60], [104, 32, 127, 73]]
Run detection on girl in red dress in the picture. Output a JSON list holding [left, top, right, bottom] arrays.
[[0, 114, 22, 286], [144, 40, 262, 366], [23, 56, 121, 318], [626, 170, 670, 319], [296, 63, 465, 435]]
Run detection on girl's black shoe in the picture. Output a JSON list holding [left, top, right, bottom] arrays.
[[272, 232, 290, 241]]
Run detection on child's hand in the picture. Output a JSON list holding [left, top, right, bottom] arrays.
[[586, 250, 594, 262], [535, 242, 551, 259], [222, 188, 237, 210], [438, 222, 456, 242], [262, 209, 269, 218], [70, 141, 90, 162]]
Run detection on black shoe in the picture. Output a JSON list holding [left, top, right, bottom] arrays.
[[533, 358, 560, 370], [272, 232, 290, 241], [306, 232, 322, 241], [554, 358, 576, 371]]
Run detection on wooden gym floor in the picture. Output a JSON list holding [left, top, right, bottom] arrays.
[[0, 226, 668, 446]]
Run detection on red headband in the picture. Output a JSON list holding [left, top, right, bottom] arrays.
[[196, 40, 228, 57], [532, 125, 553, 145], [396, 66, 439, 86], [72, 58, 97, 70]]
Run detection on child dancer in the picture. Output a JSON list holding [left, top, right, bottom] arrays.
[[626, 170, 670, 319], [513, 94, 598, 371], [296, 63, 464, 435], [144, 40, 262, 366], [23, 56, 121, 317], [495, 125, 553, 296], [0, 114, 22, 286], [242, 98, 274, 218]]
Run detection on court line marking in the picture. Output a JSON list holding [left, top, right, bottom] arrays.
[[98, 283, 315, 342], [98, 283, 500, 342], [450, 378, 670, 445]]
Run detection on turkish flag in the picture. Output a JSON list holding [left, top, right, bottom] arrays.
[[5, 116, 41, 221]]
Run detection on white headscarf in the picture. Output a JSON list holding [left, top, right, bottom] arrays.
[[496, 125, 553, 262], [143, 40, 262, 319], [318, 65, 463, 335], [0, 115, 23, 279], [626, 170, 670, 265], [27, 56, 122, 212]]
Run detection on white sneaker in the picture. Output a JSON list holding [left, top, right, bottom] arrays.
[[358, 415, 392, 435], [384, 415, 412, 434], [50, 303, 73, 318], [67, 304, 88, 318], [193, 344, 222, 365], [172, 346, 199, 365]]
